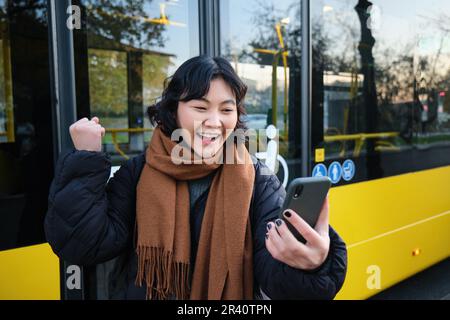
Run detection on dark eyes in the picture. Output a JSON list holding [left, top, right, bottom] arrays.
[[193, 106, 235, 113]]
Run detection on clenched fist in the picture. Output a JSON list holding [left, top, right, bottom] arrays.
[[69, 117, 106, 152]]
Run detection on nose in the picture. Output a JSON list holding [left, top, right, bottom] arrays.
[[204, 111, 222, 128]]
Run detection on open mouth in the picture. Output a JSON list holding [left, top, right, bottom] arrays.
[[196, 132, 221, 143]]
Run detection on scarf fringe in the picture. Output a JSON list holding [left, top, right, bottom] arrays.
[[135, 246, 190, 300]]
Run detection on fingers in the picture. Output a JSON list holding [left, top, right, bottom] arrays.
[[265, 221, 289, 261], [90, 117, 105, 138], [265, 204, 331, 270], [72, 117, 100, 127], [70, 117, 105, 137], [315, 197, 330, 237], [78, 116, 99, 125], [265, 222, 288, 263], [265, 228, 280, 258], [282, 209, 322, 245], [266, 220, 313, 268], [265, 222, 284, 249], [273, 218, 304, 247], [266, 220, 308, 254]]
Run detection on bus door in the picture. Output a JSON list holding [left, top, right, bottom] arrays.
[[0, 0, 60, 300], [69, 0, 200, 299]]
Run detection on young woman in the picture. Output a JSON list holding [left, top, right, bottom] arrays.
[[45, 56, 347, 300]]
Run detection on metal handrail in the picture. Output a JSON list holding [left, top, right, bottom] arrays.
[[324, 132, 400, 157], [104, 127, 153, 159]]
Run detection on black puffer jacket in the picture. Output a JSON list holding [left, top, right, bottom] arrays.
[[45, 149, 347, 300]]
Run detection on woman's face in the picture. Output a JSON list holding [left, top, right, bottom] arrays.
[[176, 77, 238, 159]]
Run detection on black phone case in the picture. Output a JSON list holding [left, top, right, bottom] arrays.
[[278, 177, 331, 243]]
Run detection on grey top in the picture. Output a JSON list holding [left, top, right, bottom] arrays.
[[187, 172, 215, 213], [187, 171, 215, 282]]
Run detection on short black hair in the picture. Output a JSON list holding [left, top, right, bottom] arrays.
[[147, 55, 248, 136]]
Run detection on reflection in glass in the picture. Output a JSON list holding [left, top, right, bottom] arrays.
[[0, 2, 14, 144], [0, 0, 54, 250], [311, 0, 450, 182], [221, 0, 302, 183], [88, 49, 128, 144], [415, 1, 450, 142], [77, 0, 199, 162]]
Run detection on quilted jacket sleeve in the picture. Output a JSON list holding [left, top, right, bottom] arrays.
[[251, 160, 348, 300], [44, 149, 137, 266]]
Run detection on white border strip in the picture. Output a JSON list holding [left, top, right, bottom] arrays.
[[347, 210, 450, 249]]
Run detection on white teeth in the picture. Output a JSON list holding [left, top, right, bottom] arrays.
[[198, 133, 220, 139]]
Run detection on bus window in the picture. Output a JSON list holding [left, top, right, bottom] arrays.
[[220, 0, 302, 186], [0, 0, 54, 251], [88, 49, 129, 147], [0, 12, 14, 145], [415, 1, 450, 152], [71, 0, 200, 300], [310, 0, 450, 184], [74, 0, 200, 165]]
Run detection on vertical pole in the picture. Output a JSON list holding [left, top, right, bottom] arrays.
[[48, 0, 85, 300], [199, 0, 220, 56], [301, 0, 311, 177]]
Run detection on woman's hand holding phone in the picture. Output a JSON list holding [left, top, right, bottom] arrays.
[[265, 197, 330, 271]]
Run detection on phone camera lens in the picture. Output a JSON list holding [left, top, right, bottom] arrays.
[[293, 185, 303, 199]]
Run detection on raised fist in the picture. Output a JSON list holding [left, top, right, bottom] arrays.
[[69, 117, 106, 152]]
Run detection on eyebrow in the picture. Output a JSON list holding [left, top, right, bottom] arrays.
[[197, 97, 236, 106]]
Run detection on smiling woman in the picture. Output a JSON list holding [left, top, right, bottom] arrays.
[[45, 55, 348, 300], [177, 81, 238, 160], [146, 56, 247, 138], [146, 57, 245, 161]]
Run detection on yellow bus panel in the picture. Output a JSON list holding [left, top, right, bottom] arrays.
[[0, 243, 60, 300], [331, 165, 450, 299]]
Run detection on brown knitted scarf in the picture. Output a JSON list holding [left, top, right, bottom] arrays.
[[135, 127, 255, 300]]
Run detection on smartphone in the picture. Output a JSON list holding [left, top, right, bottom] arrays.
[[278, 177, 331, 243]]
